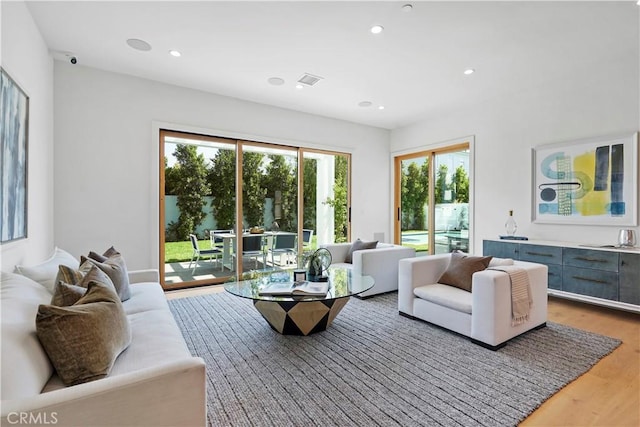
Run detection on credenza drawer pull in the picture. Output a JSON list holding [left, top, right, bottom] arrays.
[[574, 256, 607, 263], [572, 275, 609, 285], [525, 251, 553, 257]]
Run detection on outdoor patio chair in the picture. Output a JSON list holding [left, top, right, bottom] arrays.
[[210, 229, 232, 249], [188, 234, 222, 274], [302, 229, 314, 250], [234, 234, 266, 270], [269, 233, 297, 267]]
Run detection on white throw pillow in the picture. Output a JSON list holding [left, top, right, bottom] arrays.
[[489, 257, 515, 267], [0, 272, 55, 400], [15, 247, 79, 293]]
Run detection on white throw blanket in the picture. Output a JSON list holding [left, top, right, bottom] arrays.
[[488, 266, 533, 326]]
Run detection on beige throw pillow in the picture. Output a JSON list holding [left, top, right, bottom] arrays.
[[438, 252, 493, 292], [345, 239, 378, 263], [36, 281, 131, 386]]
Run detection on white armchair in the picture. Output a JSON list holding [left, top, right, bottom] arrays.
[[323, 242, 415, 298], [398, 253, 548, 349]]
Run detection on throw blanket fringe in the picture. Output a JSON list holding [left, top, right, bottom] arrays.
[[488, 266, 533, 326]]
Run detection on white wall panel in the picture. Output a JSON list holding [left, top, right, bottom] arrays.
[[0, 1, 54, 271], [54, 64, 389, 269], [391, 51, 639, 253]]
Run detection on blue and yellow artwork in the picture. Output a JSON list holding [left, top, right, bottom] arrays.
[[533, 134, 637, 226]]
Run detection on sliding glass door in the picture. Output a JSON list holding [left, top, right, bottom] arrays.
[[394, 143, 470, 255], [160, 130, 351, 289], [303, 150, 350, 248], [161, 131, 237, 287]]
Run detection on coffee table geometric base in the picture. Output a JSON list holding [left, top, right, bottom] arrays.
[[253, 297, 350, 335]]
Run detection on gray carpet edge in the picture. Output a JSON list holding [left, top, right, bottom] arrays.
[[518, 335, 621, 421], [168, 292, 621, 427]]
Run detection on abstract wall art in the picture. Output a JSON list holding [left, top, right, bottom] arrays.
[[1, 68, 29, 243], [532, 133, 638, 226]]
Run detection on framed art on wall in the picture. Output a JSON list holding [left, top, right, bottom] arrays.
[[0, 68, 29, 243], [532, 132, 638, 226]]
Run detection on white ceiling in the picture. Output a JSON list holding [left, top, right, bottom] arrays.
[[26, 1, 639, 130]]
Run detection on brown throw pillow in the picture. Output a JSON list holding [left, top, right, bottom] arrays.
[[56, 261, 115, 287], [437, 251, 493, 292], [88, 246, 120, 263], [81, 253, 131, 301], [344, 239, 378, 263], [36, 281, 131, 386], [54, 264, 84, 286], [51, 281, 88, 307]]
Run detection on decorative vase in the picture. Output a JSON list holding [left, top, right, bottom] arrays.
[[505, 210, 518, 236]]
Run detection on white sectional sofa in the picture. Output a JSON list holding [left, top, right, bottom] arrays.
[[1, 267, 206, 426], [323, 242, 415, 298]]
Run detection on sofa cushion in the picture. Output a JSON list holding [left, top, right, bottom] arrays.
[[414, 284, 473, 314], [36, 281, 132, 386], [81, 253, 131, 301], [0, 272, 55, 400], [123, 282, 171, 315], [42, 284, 191, 393], [438, 251, 492, 292], [345, 239, 378, 263], [15, 247, 79, 293], [330, 262, 352, 270], [109, 309, 191, 377]]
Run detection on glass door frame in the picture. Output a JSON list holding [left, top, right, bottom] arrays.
[[393, 141, 471, 255], [159, 129, 352, 290]]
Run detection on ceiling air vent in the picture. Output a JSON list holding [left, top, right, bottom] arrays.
[[297, 73, 323, 87]]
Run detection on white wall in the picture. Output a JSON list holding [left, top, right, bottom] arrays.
[[54, 64, 389, 270], [391, 33, 639, 254], [0, 1, 54, 271]]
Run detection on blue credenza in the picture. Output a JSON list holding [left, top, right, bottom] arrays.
[[483, 239, 640, 313]]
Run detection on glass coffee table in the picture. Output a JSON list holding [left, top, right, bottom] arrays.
[[224, 267, 374, 335]]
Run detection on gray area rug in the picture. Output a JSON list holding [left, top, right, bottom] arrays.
[[169, 292, 620, 427]]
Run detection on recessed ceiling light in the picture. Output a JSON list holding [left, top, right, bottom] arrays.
[[126, 38, 152, 51], [358, 101, 373, 108], [401, 4, 413, 12], [295, 84, 304, 90], [378, 106, 385, 110], [267, 77, 285, 86], [370, 25, 384, 34], [464, 68, 475, 75], [169, 50, 181, 57]]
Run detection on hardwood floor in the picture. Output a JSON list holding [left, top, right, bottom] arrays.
[[522, 297, 639, 427], [166, 288, 639, 426]]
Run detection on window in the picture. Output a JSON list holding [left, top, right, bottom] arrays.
[[394, 142, 470, 255], [160, 130, 351, 289]]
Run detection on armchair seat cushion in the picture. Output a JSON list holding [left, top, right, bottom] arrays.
[[414, 284, 472, 314]]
